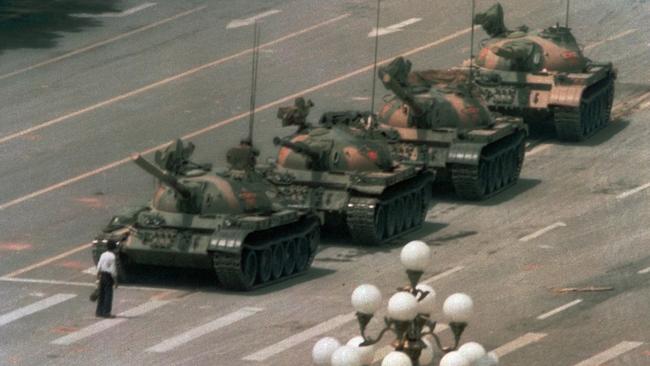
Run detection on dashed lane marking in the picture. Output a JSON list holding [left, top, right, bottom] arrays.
[[242, 313, 356, 362], [368, 17, 422, 37], [617, 183, 650, 200], [51, 300, 170, 345], [638, 266, 650, 274], [72, 2, 157, 18], [226, 9, 281, 29], [526, 143, 552, 157], [421, 266, 464, 285], [536, 299, 582, 320], [0, 294, 76, 327], [0, 276, 174, 292], [491, 333, 547, 358], [584, 29, 638, 51], [146, 307, 263, 353], [0, 6, 206, 81], [0, 25, 470, 212], [0, 14, 350, 147], [372, 324, 450, 363], [572, 341, 644, 366], [519, 222, 567, 242], [1, 242, 92, 278]]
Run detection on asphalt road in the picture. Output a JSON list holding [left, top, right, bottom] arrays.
[[0, 0, 649, 365]]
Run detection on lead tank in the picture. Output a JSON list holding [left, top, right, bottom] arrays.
[[377, 57, 527, 200], [266, 98, 435, 245], [471, 2, 616, 141], [92, 139, 320, 291]]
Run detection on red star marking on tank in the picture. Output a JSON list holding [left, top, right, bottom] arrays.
[[366, 150, 378, 161], [239, 190, 257, 208]]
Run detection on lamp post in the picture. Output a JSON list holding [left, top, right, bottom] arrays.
[[311, 240, 499, 366]]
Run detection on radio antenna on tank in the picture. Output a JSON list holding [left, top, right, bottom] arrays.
[[468, 0, 476, 92], [565, 0, 570, 27], [369, 0, 381, 117], [247, 22, 261, 146]]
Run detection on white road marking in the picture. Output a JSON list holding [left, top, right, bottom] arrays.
[[1, 243, 92, 278], [519, 222, 567, 242], [83, 266, 98, 275], [147, 307, 263, 352], [491, 333, 547, 358], [638, 266, 650, 274], [0, 294, 76, 327], [368, 18, 422, 37], [52, 300, 170, 345], [227, 9, 282, 29], [72, 2, 157, 18], [242, 313, 356, 361], [537, 299, 583, 320], [0, 276, 170, 292], [0, 24, 469, 212], [616, 182, 650, 200], [372, 324, 450, 362], [584, 29, 638, 51], [572, 341, 644, 366], [421, 266, 464, 285], [351, 96, 370, 101], [526, 143, 552, 157]]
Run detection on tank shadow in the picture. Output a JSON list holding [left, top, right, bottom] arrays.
[[432, 178, 541, 206], [119, 265, 336, 295], [559, 118, 629, 147], [0, 0, 119, 53], [428, 230, 478, 247]]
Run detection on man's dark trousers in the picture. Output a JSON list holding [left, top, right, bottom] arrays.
[[96, 272, 114, 317]]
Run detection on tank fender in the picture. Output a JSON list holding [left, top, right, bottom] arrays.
[[549, 84, 586, 108], [447, 142, 485, 165], [208, 229, 250, 254]]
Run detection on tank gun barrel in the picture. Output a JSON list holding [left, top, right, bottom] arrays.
[[131, 153, 193, 199], [378, 63, 425, 116], [272, 137, 321, 162]]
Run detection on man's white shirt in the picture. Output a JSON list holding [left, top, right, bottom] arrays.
[[97, 251, 117, 278]]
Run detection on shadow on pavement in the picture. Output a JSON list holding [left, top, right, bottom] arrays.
[[0, 0, 119, 53], [433, 178, 541, 206]]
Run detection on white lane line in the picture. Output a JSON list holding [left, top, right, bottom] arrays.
[[83, 266, 98, 275], [0, 276, 170, 292], [572, 341, 644, 366], [519, 222, 567, 242], [0, 294, 76, 327], [2, 242, 92, 278], [638, 266, 650, 274], [72, 2, 157, 18], [584, 29, 638, 51], [147, 307, 263, 353], [421, 266, 464, 285], [491, 333, 547, 358], [52, 300, 169, 345], [616, 183, 650, 200], [242, 313, 356, 361], [227, 9, 282, 29], [0, 6, 206, 81], [371, 324, 450, 362], [536, 299, 582, 320], [526, 143, 552, 157], [369, 17, 422, 37], [0, 14, 349, 149], [0, 24, 470, 212]]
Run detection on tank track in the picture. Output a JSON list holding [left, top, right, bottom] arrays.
[[450, 130, 526, 200], [346, 174, 434, 245], [212, 216, 320, 291], [553, 75, 615, 141]]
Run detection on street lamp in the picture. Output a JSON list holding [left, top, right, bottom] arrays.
[[311, 240, 499, 366]]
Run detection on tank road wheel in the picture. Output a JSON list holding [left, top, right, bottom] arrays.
[[257, 248, 273, 284], [283, 239, 297, 276], [240, 250, 258, 289], [393, 198, 406, 234], [216, 249, 258, 291], [294, 237, 311, 273], [403, 194, 415, 230], [384, 201, 398, 238], [306, 226, 320, 268], [270, 244, 285, 280], [412, 191, 425, 227]]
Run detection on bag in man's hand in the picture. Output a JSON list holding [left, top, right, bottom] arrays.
[[89, 287, 99, 302]]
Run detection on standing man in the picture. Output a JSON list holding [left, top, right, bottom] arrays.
[[96, 241, 118, 318]]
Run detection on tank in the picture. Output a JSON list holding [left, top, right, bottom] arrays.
[[265, 98, 435, 245], [377, 56, 527, 200], [470, 2, 616, 141], [91, 139, 320, 291]]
